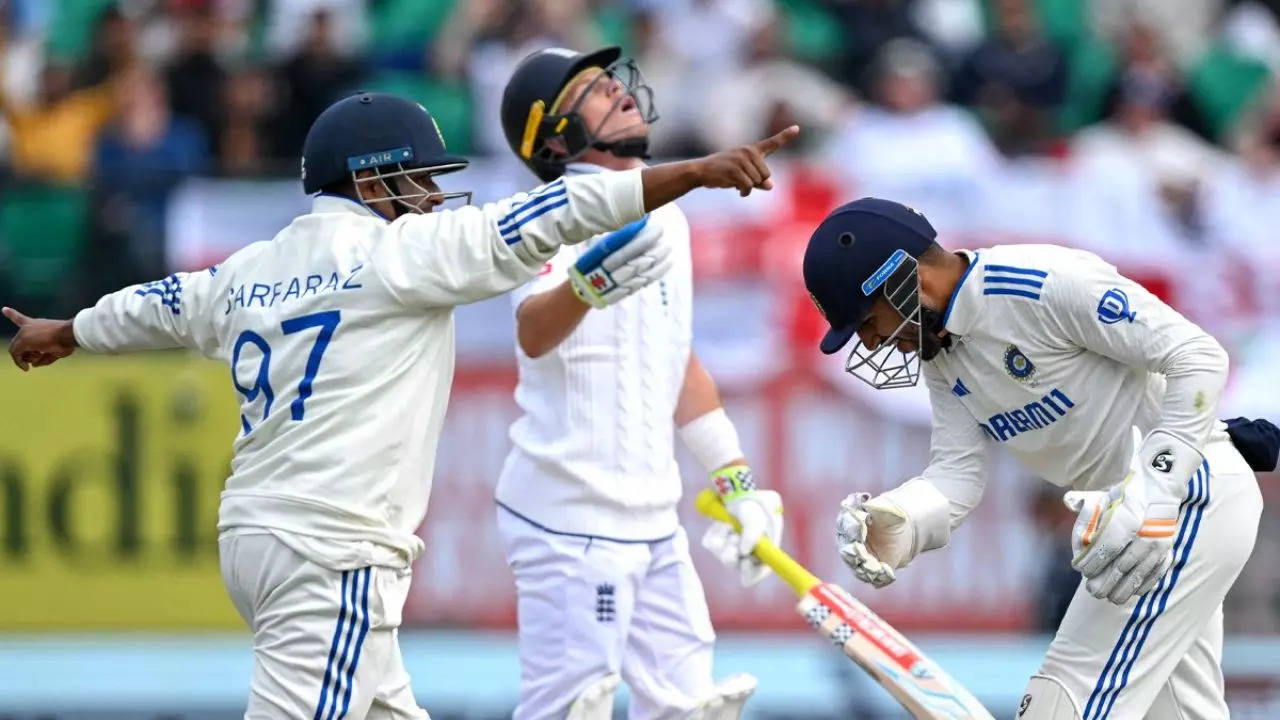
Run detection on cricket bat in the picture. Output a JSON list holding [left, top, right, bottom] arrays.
[[695, 490, 994, 720]]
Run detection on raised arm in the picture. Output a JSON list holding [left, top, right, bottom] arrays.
[[373, 127, 800, 308]]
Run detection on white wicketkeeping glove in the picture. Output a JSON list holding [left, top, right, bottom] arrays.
[[1067, 427, 1201, 605], [700, 466, 783, 587], [835, 492, 916, 588], [568, 216, 673, 309]]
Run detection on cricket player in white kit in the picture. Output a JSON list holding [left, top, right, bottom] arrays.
[[802, 198, 1265, 719], [492, 47, 786, 719], [3, 92, 798, 719]]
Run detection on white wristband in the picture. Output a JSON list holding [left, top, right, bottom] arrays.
[[678, 408, 745, 472], [881, 478, 953, 562]]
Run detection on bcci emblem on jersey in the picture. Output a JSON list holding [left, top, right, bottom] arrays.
[[1004, 345, 1035, 382]]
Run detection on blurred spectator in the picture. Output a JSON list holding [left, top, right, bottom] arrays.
[[276, 9, 365, 161], [1203, 81, 1280, 315], [696, 15, 852, 152], [266, 0, 367, 60], [89, 67, 208, 291], [453, 0, 599, 156], [1075, 45, 1222, 242], [219, 65, 279, 175], [823, 38, 1001, 232], [1099, 22, 1212, 140], [1221, 1, 1280, 71], [165, 3, 226, 149], [1207, 80, 1280, 246], [646, 0, 775, 155], [911, 0, 985, 58], [71, 5, 139, 90], [952, 0, 1068, 156], [827, 0, 932, 97], [0, 62, 117, 183], [628, 8, 693, 156], [1091, 0, 1223, 66]]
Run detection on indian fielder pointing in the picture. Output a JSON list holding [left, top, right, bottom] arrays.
[[492, 46, 786, 719], [803, 198, 1266, 719], [3, 91, 796, 719]]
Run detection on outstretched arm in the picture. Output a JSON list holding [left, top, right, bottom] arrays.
[[377, 126, 800, 308], [5, 268, 220, 370]]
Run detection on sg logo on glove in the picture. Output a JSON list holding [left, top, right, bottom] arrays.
[[1150, 450, 1173, 473]]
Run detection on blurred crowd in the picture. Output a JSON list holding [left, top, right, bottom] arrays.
[[0, 0, 1279, 316]]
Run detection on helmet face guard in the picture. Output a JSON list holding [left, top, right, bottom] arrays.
[[843, 253, 923, 390], [524, 58, 658, 174], [352, 162, 471, 216]]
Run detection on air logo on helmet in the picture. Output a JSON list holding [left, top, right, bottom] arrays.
[[347, 147, 414, 170], [861, 249, 909, 296], [1004, 345, 1036, 382], [809, 292, 827, 320]]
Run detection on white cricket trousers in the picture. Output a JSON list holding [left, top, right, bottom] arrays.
[[497, 505, 717, 720], [1024, 437, 1263, 719], [219, 531, 430, 720]]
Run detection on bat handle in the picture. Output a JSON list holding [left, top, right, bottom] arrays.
[[693, 489, 820, 597]]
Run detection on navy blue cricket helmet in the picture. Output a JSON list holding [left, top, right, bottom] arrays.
[[301, 92, 470, 211], [803, 198, 938, 389]]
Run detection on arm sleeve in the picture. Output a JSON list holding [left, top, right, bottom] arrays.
[[878, 362, 989, 567], [371, 168, 645, 308], [1042, 257, 1228, 452], [72, 268, 221, 356]]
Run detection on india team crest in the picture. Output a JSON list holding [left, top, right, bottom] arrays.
[[1004, 345, 1036, 382]]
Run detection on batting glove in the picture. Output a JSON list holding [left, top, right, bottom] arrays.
[[1068, 427, 1201, 605], [836, 492, 914, 588], [568, 216, 673, 309], [700, 465, 783, 587]]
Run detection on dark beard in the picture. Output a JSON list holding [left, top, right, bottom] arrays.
[[918, 305, 951, 361]]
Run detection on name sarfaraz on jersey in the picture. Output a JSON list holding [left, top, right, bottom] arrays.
[[225, 264, 364, 314], [978, 388, 1076, 442]]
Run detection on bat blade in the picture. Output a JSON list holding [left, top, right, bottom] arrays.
[[692, 490, 993, 719], [798, 584, 994, 720]]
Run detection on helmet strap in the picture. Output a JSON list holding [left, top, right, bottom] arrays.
[[591, 136, 650, 159]]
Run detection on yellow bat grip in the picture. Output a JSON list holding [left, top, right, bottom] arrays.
[[694, 489, 820, 598]]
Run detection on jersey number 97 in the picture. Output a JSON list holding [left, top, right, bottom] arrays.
[[231, 310, 342, 434]]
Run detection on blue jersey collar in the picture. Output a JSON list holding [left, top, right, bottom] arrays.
[[942, 250, 979, 336]]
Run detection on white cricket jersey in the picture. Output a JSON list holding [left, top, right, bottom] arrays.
[[495, 163, 693, 541], [914, 244, 1229, 530], [71, 170, 646, 571]]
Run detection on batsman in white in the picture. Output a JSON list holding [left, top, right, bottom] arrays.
[[492, 47, 788, 720], [2, 92, 795, 719], [802, 198, 1265, 719]]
